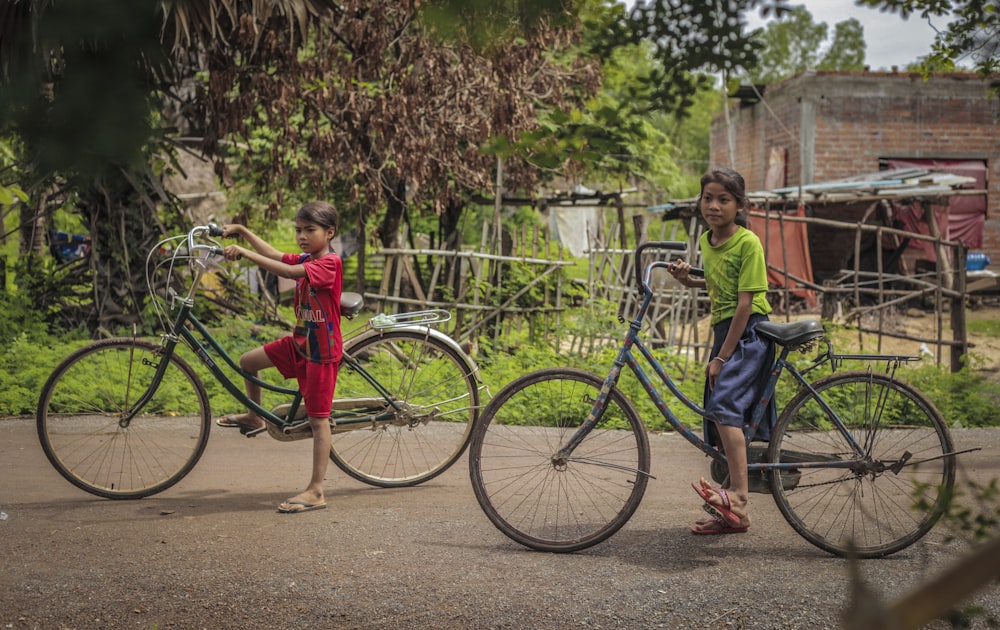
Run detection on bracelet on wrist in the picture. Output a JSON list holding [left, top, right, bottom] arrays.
[[711, 356, 726, 364]]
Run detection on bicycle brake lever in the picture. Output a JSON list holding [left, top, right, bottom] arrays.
[[207, 223, 224, 237]]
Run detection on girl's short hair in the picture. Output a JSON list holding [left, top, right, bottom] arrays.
[[297, 201, 339, 233]]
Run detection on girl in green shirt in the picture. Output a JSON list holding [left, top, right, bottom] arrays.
[[668, 168, 774, 535]]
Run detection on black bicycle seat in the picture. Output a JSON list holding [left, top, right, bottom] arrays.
[[756, 320, 825, 347], [341, 292, 364, 318]]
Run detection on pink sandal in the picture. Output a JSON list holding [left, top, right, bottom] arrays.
[[691, 515, 748, 535], [691, 481, 746, 529]]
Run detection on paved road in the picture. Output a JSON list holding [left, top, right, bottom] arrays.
[[2, 416, 999, 629]]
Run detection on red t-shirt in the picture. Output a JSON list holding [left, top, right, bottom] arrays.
[[283, 252, 343, 363]]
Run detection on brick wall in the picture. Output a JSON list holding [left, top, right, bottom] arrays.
[[710, 71, 1000, 265]]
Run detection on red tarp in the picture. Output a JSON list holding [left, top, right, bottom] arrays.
[[750, 204, 817, 307], [886, 159, 987, 259]]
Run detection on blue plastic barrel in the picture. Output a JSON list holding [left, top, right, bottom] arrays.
[[966, 252, 990, 271]]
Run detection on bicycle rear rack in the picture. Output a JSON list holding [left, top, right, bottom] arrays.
[[368, 309, 452, 330]]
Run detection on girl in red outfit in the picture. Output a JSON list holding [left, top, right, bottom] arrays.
[[217, 201, 343, 514]]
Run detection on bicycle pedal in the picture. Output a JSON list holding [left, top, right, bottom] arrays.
[[282, 421, 313, 436], [241, 425, 267, 438]]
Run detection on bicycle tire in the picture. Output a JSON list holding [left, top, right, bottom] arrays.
[[36, 338, 211, 499], [768, 370, 955, 558], [468, 368, 650, 553], [329, 329, 479, 487]]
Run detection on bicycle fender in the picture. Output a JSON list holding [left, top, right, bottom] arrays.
[[344, 326, 482, 383]]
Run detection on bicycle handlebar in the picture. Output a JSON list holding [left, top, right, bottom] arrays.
[[633, 241, 703, 293], [181, 224, 228, 260]]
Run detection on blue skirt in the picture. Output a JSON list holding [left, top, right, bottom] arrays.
[[703, 313, 776, 445]]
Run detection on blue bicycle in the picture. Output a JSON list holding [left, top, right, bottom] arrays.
[[469, 241, 961, 557]]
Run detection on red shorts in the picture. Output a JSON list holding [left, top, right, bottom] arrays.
[[263, 336, 339, 418]]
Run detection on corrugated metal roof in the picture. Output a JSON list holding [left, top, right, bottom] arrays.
[[649, 167, 982, 212], [759, 168, 977, 201]]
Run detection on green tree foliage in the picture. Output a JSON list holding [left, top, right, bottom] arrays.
[[500, 41, 683, 194], [747, 6, 866, 84], [0, 0, 191, 331], [592, 0, 791, 114], [498, 0, 775, 199], [1, 0, 592, 330], [818, 17, 867, 71], [859, 0, 1000, 80], [0, 137, 27, 211], [205, 0, 597, 245], [0, 0, 797, 331], [0, 0, 169, 182]]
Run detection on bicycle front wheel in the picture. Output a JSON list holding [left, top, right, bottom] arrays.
[[769, 370, 954, 558], [36, 338, 211, 499], [468, 368, 650, 553], [330, 329, 480, 487]]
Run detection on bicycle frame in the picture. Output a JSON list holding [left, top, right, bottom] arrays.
[[469, 240, 967, 556], [558, 247, 888, 478], [129, 228, 452, 436]]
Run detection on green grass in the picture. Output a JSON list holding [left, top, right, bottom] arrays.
[[967, 317, 1000, 337]]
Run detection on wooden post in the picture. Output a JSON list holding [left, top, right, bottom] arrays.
[[853, 223, 863, 347], [876, 226, 884, 354], [355, 205, 367, 296], [951, 240, 968, 372], [779, 209, 790, 318], [923, 201, 953, 291], [821, 279, 837, 320]]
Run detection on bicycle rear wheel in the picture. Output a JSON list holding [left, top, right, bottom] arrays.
[[468, 368, 650, 553], [36, 338, 211, 499], [768, 370, 954, 558], [329, 329, 479, 487]]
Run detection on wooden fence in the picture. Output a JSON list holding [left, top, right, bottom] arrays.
[[360, 210, 971, 371]]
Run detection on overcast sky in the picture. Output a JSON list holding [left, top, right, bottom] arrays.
[[745, 1, 952, 71]]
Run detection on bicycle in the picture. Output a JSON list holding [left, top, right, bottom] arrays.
[[468, 241, 969, 558], [36, 224, 483, 499]]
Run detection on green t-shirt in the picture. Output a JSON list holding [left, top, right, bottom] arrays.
[[699, 227, 772, 326]]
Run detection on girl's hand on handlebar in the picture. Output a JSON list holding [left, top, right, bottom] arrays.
[[667, 259, 692, 281], [222, 244, 246, 261], [220, 223, 246, 239]]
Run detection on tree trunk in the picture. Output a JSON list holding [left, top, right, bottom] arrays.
[[440, 198, 464, 250], [377, 176, 406, 248], [18, 197, 45, 257]]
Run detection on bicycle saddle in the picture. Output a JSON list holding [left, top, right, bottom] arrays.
[[755, 319, 825, 347], [341, 292, 365, 318]]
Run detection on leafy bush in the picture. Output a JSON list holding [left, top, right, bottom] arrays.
[[5, 318, 1000, 432], [0, 332, 93, 415], [0, 290, 52, 345], [903, 362, 1000, 428]]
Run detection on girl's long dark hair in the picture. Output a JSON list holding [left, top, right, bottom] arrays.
[[699, 168, 750, 228]]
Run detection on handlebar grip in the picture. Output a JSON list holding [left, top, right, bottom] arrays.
[[688, 267, 704, 277], [207, 223, 224, 237], [633, 241, 689, 288]]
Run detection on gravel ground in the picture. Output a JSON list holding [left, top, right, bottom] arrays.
[[2, 417, 999, 629]]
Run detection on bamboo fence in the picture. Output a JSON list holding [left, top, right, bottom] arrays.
[[360, 209, 972, 371]]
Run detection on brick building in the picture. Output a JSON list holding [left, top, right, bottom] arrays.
[[709, 71, 1000, 278]]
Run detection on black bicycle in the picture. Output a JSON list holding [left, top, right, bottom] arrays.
[[37, 224, 484, 499]]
